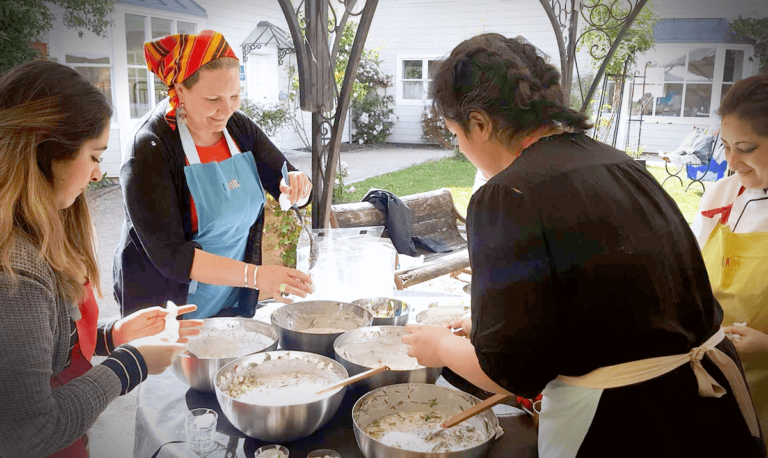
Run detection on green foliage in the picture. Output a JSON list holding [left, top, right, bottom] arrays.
[[578, 1, 658, 79], [239, 98, 291, 138], [0, 0, 114, 74], [624, 143, 646, 159], [264, 195, 309, 268], [729, 16, 768, 71]]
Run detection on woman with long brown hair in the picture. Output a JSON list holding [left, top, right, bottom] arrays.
[[0, 61, 201, 458], [402, 33, 762, 457]]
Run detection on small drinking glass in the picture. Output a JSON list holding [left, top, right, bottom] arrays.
[[308, 449, 341, 458], [184, 408, 218, 452], [255, 444, 290, 458]]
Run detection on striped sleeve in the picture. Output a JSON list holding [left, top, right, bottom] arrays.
[[95, 318, 119, 356], [100, 344, 148, 395]]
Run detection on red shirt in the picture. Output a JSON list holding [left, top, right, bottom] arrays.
[[186, 135, 232, 232]]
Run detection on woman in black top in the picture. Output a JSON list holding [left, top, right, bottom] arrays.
[[402, 33, 762, 457]]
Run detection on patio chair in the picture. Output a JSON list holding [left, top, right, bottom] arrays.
[[659, 127, 718, 192]]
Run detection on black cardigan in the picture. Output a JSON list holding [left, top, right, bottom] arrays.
[[113, 100, 297, 318]]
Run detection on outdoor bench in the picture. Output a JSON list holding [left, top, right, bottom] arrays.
[[330, 188, 469, 289]]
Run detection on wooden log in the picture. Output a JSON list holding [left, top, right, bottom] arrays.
[[398, 249, 470, 288]]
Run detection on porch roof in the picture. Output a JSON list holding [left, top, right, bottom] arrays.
[[119, 0, 207, 18]]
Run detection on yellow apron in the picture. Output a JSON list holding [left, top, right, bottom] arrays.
[[702, 222, 768, 439]]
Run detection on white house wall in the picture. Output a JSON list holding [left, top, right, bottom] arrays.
[[652, 0, 768, 19], [366, 0, 558, 144]]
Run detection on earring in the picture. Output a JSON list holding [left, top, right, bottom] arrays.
[[177, 100, 188, 126]]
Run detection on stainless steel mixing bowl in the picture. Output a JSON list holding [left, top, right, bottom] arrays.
[[271, 300, 373, 357], [351, 298, 410, 326], [214, 351, 348, 442], [334, 326, 441, 392], [171, 318, 278, 392], [352, 383, 503, 458], [415, 306, 469, 328]]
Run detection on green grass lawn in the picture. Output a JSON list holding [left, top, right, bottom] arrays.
[[340, 158, 703, 224]]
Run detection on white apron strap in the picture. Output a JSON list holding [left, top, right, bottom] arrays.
[[178, 123, 241, 165], [558, 327, 759, 438]]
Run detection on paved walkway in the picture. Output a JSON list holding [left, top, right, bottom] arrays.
[[86, 146, 454, 458]]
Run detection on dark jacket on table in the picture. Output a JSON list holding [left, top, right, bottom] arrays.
[[113, 99, 297, 318]]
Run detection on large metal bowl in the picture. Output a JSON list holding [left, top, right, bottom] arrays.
[[214, 351, 349, 442], [334, 326, 441, 392], [352, 384, 503, 458], [351, 298, 410, 326], [415, 306, 469, 328], [171, 318, 278, 392], [271, 300, 373, 357]]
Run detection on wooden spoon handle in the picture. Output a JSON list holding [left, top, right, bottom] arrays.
[[316, 365, 388, 395], [441, 392, 512, 428]]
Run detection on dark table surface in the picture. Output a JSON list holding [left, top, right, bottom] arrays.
[[134, 369, 538, 458]]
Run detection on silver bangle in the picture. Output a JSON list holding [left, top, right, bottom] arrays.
[[244, 264, 249, 289], [253, 265, 259, 290]]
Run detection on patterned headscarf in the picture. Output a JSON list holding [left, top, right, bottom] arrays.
[[144, 30, 238, 129]]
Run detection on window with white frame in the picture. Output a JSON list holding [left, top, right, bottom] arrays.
[[397, 57, 439, 104], [125, 14, 198, 119], [630, 45, 750, 119], [61, 27, 114, 116]]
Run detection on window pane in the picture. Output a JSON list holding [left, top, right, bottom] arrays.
[[177, 21, 197, 35], [403, 81, 422, 99], [722, 83, 733, 104], [151, 17, 172, 40], [723, 50, 745, 83], [126, 14, 146, 67], [655, 48, 688, 82], [154, 75, 168, 105], [685, 48, 715, 82], [683, 84, 712, 117], [75, 67, 112, 102], [656, 83, 683, 117], [428, 60, 439, 79], [65, 53, 109, 64], [128, 68, 150, 118], [632, 92, 654, 116], [403, 60, 422, 80]]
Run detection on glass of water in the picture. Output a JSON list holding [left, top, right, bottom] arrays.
[[185, 408, 218, 452]]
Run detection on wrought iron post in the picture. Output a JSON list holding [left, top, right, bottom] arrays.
[[278, 0, 379, 228], [539, 0, 649, 112]]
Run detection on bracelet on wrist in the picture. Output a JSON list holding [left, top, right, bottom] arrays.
[[252, 265, 259, 290]]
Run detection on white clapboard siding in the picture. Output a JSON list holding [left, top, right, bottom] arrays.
[[366, 0, 558, 143], [653, 0, 768, 19], [102, 127, 123, 177]]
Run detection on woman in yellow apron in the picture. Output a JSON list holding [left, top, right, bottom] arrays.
[[695, 71, 768, 442]]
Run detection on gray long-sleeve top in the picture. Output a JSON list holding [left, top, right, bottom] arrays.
[[0, 238, 145, 458]]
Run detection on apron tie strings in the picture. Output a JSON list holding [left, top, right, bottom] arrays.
[[558, 327, 759, 438]]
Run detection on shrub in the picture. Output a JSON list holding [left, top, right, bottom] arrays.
[[239, 98, 291, 138]]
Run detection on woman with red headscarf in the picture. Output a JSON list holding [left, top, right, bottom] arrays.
[[114, 30, 314, 319]]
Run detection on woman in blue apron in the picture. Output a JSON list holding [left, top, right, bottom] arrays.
[[403, 34, 762, 457], [114, 30, 314, 319]]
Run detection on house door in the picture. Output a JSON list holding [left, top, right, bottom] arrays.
[[246, 48, 278, 104]]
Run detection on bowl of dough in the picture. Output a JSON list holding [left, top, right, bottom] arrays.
[[171, 318, 279, 392]]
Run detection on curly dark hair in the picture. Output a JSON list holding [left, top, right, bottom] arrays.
[[429, 33, 592, 145], [718, 71, 768, 137]]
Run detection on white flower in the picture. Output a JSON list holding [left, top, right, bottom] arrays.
[[335, 178, 340, 185], [347, 186, 356, 193], [359, 113, 369, 124], [359, 139, 364, 144]]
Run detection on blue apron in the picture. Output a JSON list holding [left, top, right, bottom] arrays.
[[178, 122, 266, 319]]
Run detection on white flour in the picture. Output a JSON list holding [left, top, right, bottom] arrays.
[[187, 328, 274, 358], [365, 411, 485, 452], [338, 330, 420, 371], [301, 327, 346, 334]]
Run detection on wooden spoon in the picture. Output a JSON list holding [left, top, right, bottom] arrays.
[[316, 365, 389, 395], [422, 392, 512, 441]]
